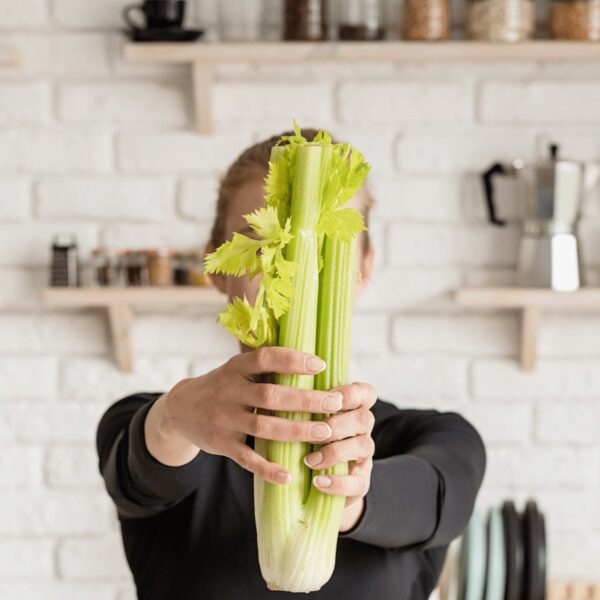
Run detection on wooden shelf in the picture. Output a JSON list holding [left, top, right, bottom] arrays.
[[0, 47, 20, 67], [43, 287, 225, 372], [124, 40, 600, 64], [455, 287, 600, 371], [123, 40, 600, 133]]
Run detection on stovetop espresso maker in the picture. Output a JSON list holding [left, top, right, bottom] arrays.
[[482, 144, 598, 292]]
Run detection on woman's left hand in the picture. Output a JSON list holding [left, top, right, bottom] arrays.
[[302, 381, 377, 532]]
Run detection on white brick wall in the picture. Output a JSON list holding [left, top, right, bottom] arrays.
[[58, 83, 189, 125], [0, 82, 50, 125], [0, 0, 47, 27], [338, 81, 473, 125], [37, 177, 176, 222], [0, 3, 599, 595]]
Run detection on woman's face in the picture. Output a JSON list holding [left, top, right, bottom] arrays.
[[213, 177, 374, 306]]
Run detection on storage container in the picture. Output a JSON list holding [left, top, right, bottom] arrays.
[[147, 248, 174, 286], [402, 0, 449, 41], [91, 248, 123, 287], [550, 0, 600, 40], [124, 250, 149, 287], [284, 0, 329, 40], [467, 0, 535, 41], [338, 0, 384, 40]]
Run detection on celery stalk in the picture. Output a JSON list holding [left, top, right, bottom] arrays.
[[255, 144, 323, 590], [275, 235, 356, 592], [205, 125, 370, 593]]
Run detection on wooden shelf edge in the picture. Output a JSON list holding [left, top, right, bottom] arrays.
[[42, 286, 226, 308], [455, 287, 600, 372], [455, 287, 600, 310], [124, 40, 600, 64], [43, 287, 227, 373]]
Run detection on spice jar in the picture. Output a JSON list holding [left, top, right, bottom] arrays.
[[188, 251, 210, 286], [338, 0, 384, 40], [50, 233, 80, 287], [402, 0, 449, 41], [147, 248, 174, 286], [91, 248, 122, 287], [284, 0, 329, 40], [124, 250, 149, 287], [173, 252, 191, 286], [467, 0, 535, 41], [550, 0, 600, 40]]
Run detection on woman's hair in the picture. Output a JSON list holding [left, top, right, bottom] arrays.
[[210, 128, 374, 252]]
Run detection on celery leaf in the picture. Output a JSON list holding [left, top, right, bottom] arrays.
[[204, 234, 262, 277]]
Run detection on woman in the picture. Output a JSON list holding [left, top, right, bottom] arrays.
[[96, 129, 486, 600]]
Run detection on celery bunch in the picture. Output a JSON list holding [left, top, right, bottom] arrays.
[[205, 124, 370, 593]]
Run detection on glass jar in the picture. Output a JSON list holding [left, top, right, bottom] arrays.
[[549, 0, 600, 40], [91, 248, 122, 287], [402, 0, 449, 41], [217, 0, 263, 41], [467, 0, 535, 41], [124, 250, 149, 287], [188, 251, 210, 286], [50, 233, 79, 287], [173, 252, 191, 286], [147, 248, 174, 286], [173, 251, 209, 286], [338, 0, 384, 40], [284, 0, 329, 40]]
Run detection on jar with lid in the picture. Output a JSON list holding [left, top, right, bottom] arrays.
[[338, 0, 384, 40], [549, 0, 600, 40], [284, 0, 329, 40], [188, 251, 209, 286], [402, 0, 449, 41], [91, 247, 123, 287], [173, 252, 191, 286], [467, 0, 535, 41], [147, 248, 174, 286], [124, 250, 149, 287], [50, 233, 80, 287]]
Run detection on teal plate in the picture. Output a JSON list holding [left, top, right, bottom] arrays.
[[458, 510, 487, 600], [485, 507, 506, 600]]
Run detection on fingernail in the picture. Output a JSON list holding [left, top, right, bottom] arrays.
[[275, 471, 292, 485], [314, 476, 331, 488], [321, 392, 343, 412], [304, 451, 323, 468], [306, 356, 326, 373], [310, 423, 331, 440]]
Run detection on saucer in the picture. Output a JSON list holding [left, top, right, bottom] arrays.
[[124, 28, 204, 42]]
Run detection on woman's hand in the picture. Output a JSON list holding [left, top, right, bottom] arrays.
[[302, 382, 377, 532], [153, 346, 357, 485]]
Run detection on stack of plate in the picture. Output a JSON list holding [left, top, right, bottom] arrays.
[[442, 499, 547, 600]]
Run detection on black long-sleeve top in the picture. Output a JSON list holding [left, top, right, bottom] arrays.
[[96, 393, 486, 600]]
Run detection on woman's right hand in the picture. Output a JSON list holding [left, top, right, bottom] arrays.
[[150, 347, 346, 485]]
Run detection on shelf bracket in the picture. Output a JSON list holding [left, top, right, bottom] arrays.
[[520, 307, 541, 372], [108, 303, 133, 373], [191, 61, 213, 134]]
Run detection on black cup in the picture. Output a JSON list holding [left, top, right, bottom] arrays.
[[123, 0, 186, 31]]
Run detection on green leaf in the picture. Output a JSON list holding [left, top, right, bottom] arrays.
[[245, 206, 283, 241], [318, 207, 366, 242], [217, 296, 275, 348], [275, 252, 297, 279], [204, 233, 262, 277], [263, 273, 294, 319], [264, 152, 290, 220], [313, 129, 332, 146]]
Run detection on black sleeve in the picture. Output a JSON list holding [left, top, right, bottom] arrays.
[[96, 393, 207, 520], [340, 406, 486, 551]]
